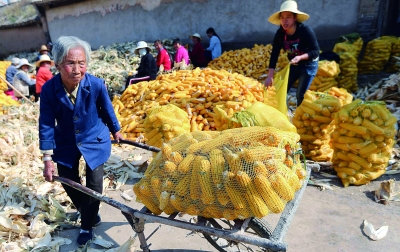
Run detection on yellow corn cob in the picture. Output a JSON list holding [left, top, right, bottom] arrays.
[[150, 175, 162, 200], [162, 142, 172, 158], [339, 123, 368, 135], [236, 171, 269, 218], [337, 136, 364, 144], [242, 146, 286, 163], [170, 194, 185, 212], [223, 209, 236, 220], [199, 159, 214, 205], [159, 191, 170, 211], [223, 148, 242, 174], [190, 156, 202, 200], [348, 161, 361, 171], [138, 181, 153, 197], [225, 184, 246, 209], [177, 153, 195, 174], [164, 161, 177, 174], [358, 143, 378, 155], [335, 167, 356, 176], [270, 173, 295, 201], [161, 179, 174, 192], [169, 151, 183, 164], [216, 186, 230, 206], [372, 104, 390, 121], [210, 149, 225, 186], [133, 184, 162, 215], [203, 205, 224, 219], [235, 208, 251, 220], [347, 153, 372, 169], [254, 174, 285, 213], [174, 176, 190, 197], [361, 119, 384, 135], [185, 204, 201, 216], [253, 161, 269, 177]]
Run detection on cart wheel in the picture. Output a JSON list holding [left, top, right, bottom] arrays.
[[200, 217, 273, 252]]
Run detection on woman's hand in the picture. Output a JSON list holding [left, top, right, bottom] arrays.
[[290, 56, 302, 65], [265, 76, 273, 87], [43, 161, 55, 182], [113, 131, 124, 143]]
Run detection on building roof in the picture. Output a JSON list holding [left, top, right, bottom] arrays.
[[0, 3, 39, 28]]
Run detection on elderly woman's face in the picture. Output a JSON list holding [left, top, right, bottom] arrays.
[[58, 47, 87, 87]]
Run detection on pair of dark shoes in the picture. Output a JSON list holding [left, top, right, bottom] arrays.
[[77, 214, 102, 247]]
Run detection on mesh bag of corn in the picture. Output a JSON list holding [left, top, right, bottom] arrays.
[[385, 37, 400, 73], [0, 61, 12, 91], [292, 88, 353, 162], [358, 37, 393, 74], [309, 60, 340, 92], [337, 52, 358, 92], [142, 104, 191, 148], [133, 126, 306, 219], [332, 100, 397, 187]]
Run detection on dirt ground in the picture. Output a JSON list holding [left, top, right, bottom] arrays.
[[56, 146, 400, 252]]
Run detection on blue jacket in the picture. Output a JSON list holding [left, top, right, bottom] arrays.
[[39, 73, 121, 169]]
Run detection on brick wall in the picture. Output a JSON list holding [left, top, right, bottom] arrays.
[[356, 0, 381, 41]]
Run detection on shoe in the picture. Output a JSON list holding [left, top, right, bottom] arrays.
[[77, 229, 93, 247], [93, 214, 102, 227]]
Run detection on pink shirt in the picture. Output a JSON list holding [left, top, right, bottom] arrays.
[[175, 46, 189, 65]]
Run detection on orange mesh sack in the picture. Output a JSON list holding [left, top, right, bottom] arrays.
[[143, 104, 191, 148], [133, 126, 306, 219], [272, 64, 290, 115], [332, 100, 397, 187]]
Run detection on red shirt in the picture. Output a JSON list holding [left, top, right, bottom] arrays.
[[36, 67, 53, 94], [156, 48, 171, 71]]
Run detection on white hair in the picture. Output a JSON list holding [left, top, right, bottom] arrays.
[[52, 36, 91, 66]]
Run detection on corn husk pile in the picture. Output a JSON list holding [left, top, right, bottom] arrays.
[[0, 104, 145, 251]]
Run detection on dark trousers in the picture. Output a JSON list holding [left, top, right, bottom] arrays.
[[57, 153, 104, 230], [287, 61, 318, 106]]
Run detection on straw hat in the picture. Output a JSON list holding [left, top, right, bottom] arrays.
[[11, 57, 20, 65], [268, 0, 309, 25], [36, 54, 54, 67], [134, 41, 151, 54], [189, 33, 202, 40], [16, 58, 33, 70], [40, 45, 49, 52]]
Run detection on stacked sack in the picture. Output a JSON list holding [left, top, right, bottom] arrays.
[[292, 88, 353, 162], [332, 100, 397, 187], [0, 61, 11, 91], [385, 37, 400, 73], [133, 126, 306, 219], [358, 37, 392, 74], [333, 40, 362, 92], [309, 60, 340, 92]]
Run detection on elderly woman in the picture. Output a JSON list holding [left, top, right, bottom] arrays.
[[39, 36, 123, 247], [12, 58, 36, 99], [188, 33, 206, 68]]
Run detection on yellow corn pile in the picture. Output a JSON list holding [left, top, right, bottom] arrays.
[[309, 60, 340, 92], [333, 38, 363, 58], [332, 100, 397, 187], [0, 61, 11, 91], [385, 37, 400, 73], [207, 44, 289, 81], [133, 126, 306, 219], [112, 68, 266, 141], [0, 91, 20, 113], [358, 37, 393, 74], [292, 88, 353, 162]]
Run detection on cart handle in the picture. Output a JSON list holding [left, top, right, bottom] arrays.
[[112, 139, 160, 153]]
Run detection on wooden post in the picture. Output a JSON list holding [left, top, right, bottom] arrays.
[[0, 76, 36, 106]]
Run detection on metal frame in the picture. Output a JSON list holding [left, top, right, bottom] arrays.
[[54, 167, 310, 252]]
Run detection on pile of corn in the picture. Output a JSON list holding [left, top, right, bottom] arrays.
[[309, 60, 340, 92], [332, 100, 397, 187], [0, 61, 11, 91], [207, 44, 289, 81], [0, 91, 20, 113], [113, 68, 265, 141], [358, 37, 393, 74], [385, 37, 400, 73], [333, 39, 363, 92], [133, 126, 306, 219], [142, 104, 191, 148], [292, 88, 353, 162]]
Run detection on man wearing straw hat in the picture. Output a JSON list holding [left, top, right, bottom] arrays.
[[265, 0, 319, 106], [35, 54, 54, 102], [13, 58, 36, 99], [189, 33, 207, 68]]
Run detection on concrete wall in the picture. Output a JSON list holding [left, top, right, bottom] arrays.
[[0, 22, 47, 57], [44, 0, 360, 51]]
